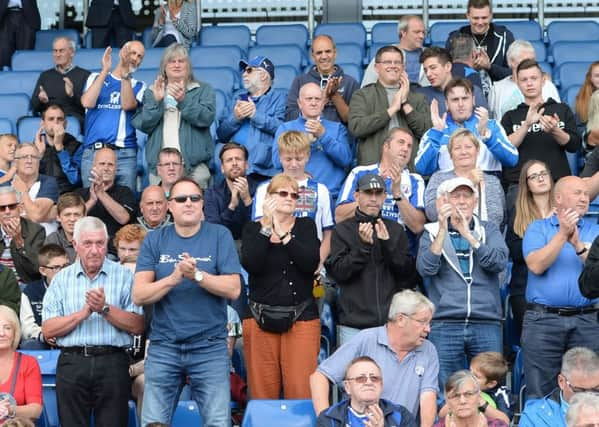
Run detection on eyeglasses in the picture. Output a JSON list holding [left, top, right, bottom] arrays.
[[0, 203, 19, 211], [14, 154, 40, 161], [376, 60, 403, 66], [42, 263, 70, 271], [564, 377, 599, 394], [157, 162, 182, 168], [400, 313, 431, 327], [170, 194, 203, 203], [243, 67, 255, 74], [447, 390, 479, 401], [344, 374, 382, 384], [527, 170, 550, 182], [271, 191, 299, 200]]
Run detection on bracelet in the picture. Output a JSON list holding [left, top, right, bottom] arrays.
[[478, 401, 489, 413], [393, 195, 403, 202], [577, 246, 588, 256], [278, 231, 290, 240]]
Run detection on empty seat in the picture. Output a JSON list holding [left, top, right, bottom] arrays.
[[371, 22, 399, 45], [172, 400, 203, 427], [338, 62, 363, 83], [0, 118, 13, 134], [11, 50, 54, 71], [199, 25, 252, 53], [530, 40, 547, 62], [271, 65, 298, 91], [330, 43, 365, 67], [133, 68, 160, 86], [248, 45, 305, 73], [74, 48, 121, 71], [0, 94, 30, 129], [195, 67, 238, 95], [188, 46, 244, 70], [255, 24, 309, 50], [242, 399, 316, 427], [314, 23, 367, 48], [562, 84, 581, 111], [0, 71, 40, 97], [546, 20, 599, 45], [551, 42, 599, 67], [497, 20, 542, 41], [553, 61, 591, 89], [427, 21, 468, 46], [35, 29, 80, 50], [139, 48, 165, 70]]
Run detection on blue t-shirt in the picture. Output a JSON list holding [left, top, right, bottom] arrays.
[[84, 73, 146, 149], [37, 174, 60, 202], [523, 214, 599, 307], [136, 222, 241, 342]]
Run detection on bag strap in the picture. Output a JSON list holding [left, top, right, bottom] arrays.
[[9, 352, 22, 396]]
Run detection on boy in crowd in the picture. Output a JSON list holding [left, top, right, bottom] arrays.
[[44, 192, 86, 262]]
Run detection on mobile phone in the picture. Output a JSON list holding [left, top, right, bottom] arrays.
[[239, 93, 249, 102]]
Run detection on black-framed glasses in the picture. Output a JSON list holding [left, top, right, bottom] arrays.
[[0, 203, 19, 211], [344, 374, 382, 384], [42, 263, 70, 271], [527, 170, 550, 182], [271, 190, 299, 200], [564, 377, 599, 394], [170, 194, 203, 204]]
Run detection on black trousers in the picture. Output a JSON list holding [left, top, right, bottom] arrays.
[[56, 350, 131, 427], [0, 10, 36, 68], [91, 8, 134, 49]]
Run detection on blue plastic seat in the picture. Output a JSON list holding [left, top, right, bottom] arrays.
[[427, 21, 468, 46], [538, 61, 552, 79], [133, 68, 159, 87], [0, 94, 30, 129], [551, 42, 599, 67], [11, 50, 53, 71], [0, 71, 39, 97], [553, 61, 591, 89], [0, 118, 13, 134], [35, 29, 80, 50], [213, 88, 228, 121], [367, 43, 396, 62], [530, 40, 547, 62], [172, 400, 203, 427], [338, 62, 363, 83], [248, 45, 305, 73], [497, 20, 542, 41], [74, 48, 120, 71], [255, 24, 308, 50], [546, 20, 599, 45], [139, 48, 165, 70], [329, 43, 365, 67], [314, 23, 367, 48], [199, 25, 252, 53], [562, 84, 581, 111], [195, 66, 238, 95], [320, 301, 336, 353], [371, 22, 399, 45], [18, 116, 82, 144], [242, 399, 316, 427], [188, 46, 244, 70], [42, 387, 59, 427], [271, 65, 298, 91]]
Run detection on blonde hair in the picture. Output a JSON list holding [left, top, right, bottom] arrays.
[[266, 174, 299, 194], [471, 351, 508, 383], [0, 305, 21, 350], [513, 160, 553, 238], [159, 43, 195, 84], [587, 90, 599, 131], [277, 131, 311, 155], [447, 129, 480, 159], [576, 61, 599, 123]]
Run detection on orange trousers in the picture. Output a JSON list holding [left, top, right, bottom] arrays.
[[242, 318, 320, 399]]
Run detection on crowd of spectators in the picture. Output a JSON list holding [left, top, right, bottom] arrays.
[[2, 0, 599, 426]]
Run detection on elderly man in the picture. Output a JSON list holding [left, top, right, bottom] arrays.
[[489, 40, 560, 120], [31, 37, 91, 126], [335, 127, 426, 253], [362, 15, 427, 87], [415, 77, 518, 176], [316, 356, 416, 427], [0, 187, 45, 285], [522, 176, 599, 399], [274, 82, 352, 199], [446, 0, 514, 96], [326, 173, 415, 344], [417, 177, 508, 394], [45, 192, 86, 263], [520, 347, 599, 427], [42, 216, 143, 427], [204, 142, 257, 241], [12, 143, 60, 235], [217, 55, 286, 182], [155, 147, 184, 197], [81, 42, 146, 190], [310, 289, 438, 427], [137, 185, 171, 231], [286, 35, 360, 124], [349, 45, 431, 166], [566, 392, 599, 427], [76, 147, 137, 255], [133, 177, 241, 426], [34, 104, 83, 193], [449, 34, 484, 91]]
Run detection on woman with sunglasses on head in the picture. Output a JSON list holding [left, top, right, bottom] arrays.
[[506, 160, 553, 342], [241, 173, 321, 399]]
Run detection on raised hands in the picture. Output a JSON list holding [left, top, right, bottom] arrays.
[[101, 46, 112, 74], [431, 99, 447, 131], [475, 106, 489, 137]]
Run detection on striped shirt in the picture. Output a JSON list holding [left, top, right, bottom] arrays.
[[42, 258, 142, 348]]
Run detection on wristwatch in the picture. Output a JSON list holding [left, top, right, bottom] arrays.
[[194, 270, 204, 283], [101, 304, 110, 316], [122, 72, 133, 81], [478, 401, 489, 413], [260, 227, 272, 237]]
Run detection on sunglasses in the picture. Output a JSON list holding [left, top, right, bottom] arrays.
[[271, 190, 299, 200], [344, 374, 382, 384], [0, 203, 19, 211], [170, 194, 203, 203], [244, 67, 255, 74]]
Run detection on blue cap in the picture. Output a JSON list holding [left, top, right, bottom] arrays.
[[239, 56, 275, 80]]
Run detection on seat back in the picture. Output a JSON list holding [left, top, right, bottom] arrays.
[[242, 399, 316, 427], [256, 24, 309, 50], [188, 46, 244, 70], [195, 67, 238, 96], [0, 118, 13, 134], [248, 45, 305, 73], [371, 22, 399, 45], [554, 61, 592, 89], [0, 94, 30, 128], [551, 42, 599, 67], [338, 62, 363, 83], [530, 40, 547, 62], [11, 50, 54, 71], [271, 65, 298, 91], [314, 23, 367, 48], [172, 400, 203, 426], [0, 71, 39, 97], [139, 48, 165, 70], [427, 21, 468, 46], [35, 29, 80, 50], [547, 20, 599, 45], [199, 25, 252, 53], [331, 43, 365, 67], [497, 20, 542, 41]]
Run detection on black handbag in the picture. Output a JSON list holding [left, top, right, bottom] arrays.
[[249, 299, 311, 333]]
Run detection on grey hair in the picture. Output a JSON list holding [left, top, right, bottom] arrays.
[[566, 392, 599, 427], [0, 305, 21, 351], [0, 186, 20, 203], [15, 142, 39, 155], [388, 289, 435, 320], [73, 216, 108, 243], [397, 15, 422, 35], [449, 34, 475, 61], [445, 369, 480, 395], [159, 43, 196, 84], [53, 36, 76, 52], [561, 347, 599, 377], [506, 40, 535, 68]]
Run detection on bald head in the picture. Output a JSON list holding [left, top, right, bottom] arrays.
[[554, 176, 590, 216], [140, 185, 168, 228], [298, 82, 324, 119], [119, 41, 145, 71]]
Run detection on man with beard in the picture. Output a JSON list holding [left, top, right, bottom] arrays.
[[217, 56, 286, 183], [204, 142, 257, 241]]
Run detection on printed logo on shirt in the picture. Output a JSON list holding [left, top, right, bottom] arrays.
[[158, 254, 213, 264], [513, 120, 564, 134], [295, 186, 318, 219]]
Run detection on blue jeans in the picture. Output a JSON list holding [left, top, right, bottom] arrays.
[[428, 320, 502, 399], [81, 147, 138, 191], [141, 338, 231, 427], [522, 310, 599, 399]]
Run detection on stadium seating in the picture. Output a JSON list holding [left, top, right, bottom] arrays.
[[214, 88, 228, 120], [139, 48, 165, 70], [199, 25, 252, 53], [35, 29, 80, 50], [546, 20, 599, 45], [371, 22, 399, 45], [141, 27, 154, 48], [328, 43, 366, 67], [530, 40, 547, 62], [73, 48, 121, 71], [0, 71, 39, 97], [550, 42, 599, 67], [172, 400, 204, 426], [562, 84, 581, 111], [242, 399, 316, 427], [271, 65, 298, 91], [11, 50, 54, 72], [427, 21, 468, 46], [314, 23, 367, 49], [17, 116, 82, 144], [320, 301, 336, 354], [497, 20, 543, 41], [0, 118, 13, 134], [0, 94, 30, 129], [248, 45, 305, 73], [553, 61, 591, 89], [195, 66, 239, 95], [188, 46, 245, 70], [538, 61, 552, 78], [133, 68, 159, 87], [255, 24, 309, 50], [338, 62, 363, 83]]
